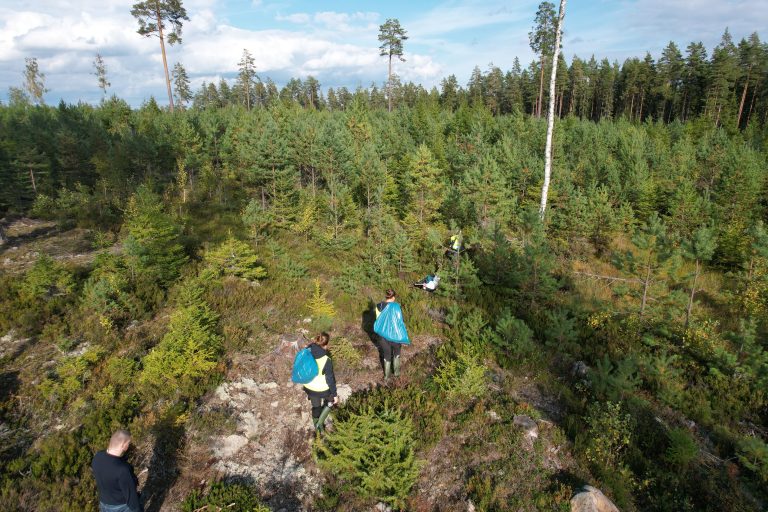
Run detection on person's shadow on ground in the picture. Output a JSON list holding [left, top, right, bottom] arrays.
[[141, 409, 185, 512], [361, 298, 384, 375]]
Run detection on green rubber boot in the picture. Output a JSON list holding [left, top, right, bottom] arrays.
[[393, 355, 401, 377], [384, 360, 392, 380], [315, 405, 333, 432]]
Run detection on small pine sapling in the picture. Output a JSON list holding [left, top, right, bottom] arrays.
[[306, 278, 336, 319], [314, 403, 421, 509], [204, 235, 267, 281]]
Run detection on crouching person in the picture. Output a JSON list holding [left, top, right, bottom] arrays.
[[92, 429, 143, 512], [303, 332, 339, 433]]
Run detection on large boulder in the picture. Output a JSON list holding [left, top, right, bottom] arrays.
[[571, 485, 619, 512]]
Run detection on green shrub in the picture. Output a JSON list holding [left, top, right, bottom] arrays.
[[340, 385, 444, 449], [105, 356, 138, 386], [90, 230, 116, 250], [433, 346, 487, 402], [204, 235, 267, 281], [276, 254, 309, 280], [491, 310, 536, 365], [314, 403, 421, 510], [122, 185, 188, 288], [590, 355, 641, 402], [331, 336, 362, 368], [640, 350, 686, 409], [457, 308, 488, 344], [543, 309, 580, 355], [18, 255, 74, 304], [56, 337, 80, 352], [333, 264, 368, 294], [29, 194, 57, 219], [737, 436, 768, 483], [38, 346, 105, 407], [54, 184, 94, 226], [181, 481, 270, 512], [80, 255, 140, 326], [576, 401, 637, 508], [139, 298, 221, 398], [30, 432, 91, 479], [31, 185, 95, 226], [665, 428, 699, 469], [581, 401, 633, 470]]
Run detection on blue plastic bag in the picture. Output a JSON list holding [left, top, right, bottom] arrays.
[[373, 302, 410, 345], [292, 348, 318, 383]]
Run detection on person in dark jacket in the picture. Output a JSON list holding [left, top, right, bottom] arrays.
[[375, 288, 405, 379], [302, 332, 339, 432], [91, 429, 143, 512]]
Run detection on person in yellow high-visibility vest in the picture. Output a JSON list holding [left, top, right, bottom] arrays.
[[446, 231, 463, 256], [450, 233, 462, 252], [302, 332, 339, 432]]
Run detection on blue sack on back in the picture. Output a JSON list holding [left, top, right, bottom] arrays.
[[292, 348, 318, 384], [373, 302, 410, 345]]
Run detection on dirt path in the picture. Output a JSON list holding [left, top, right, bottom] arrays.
[[0, 217, 113, 272], [155, 331, 441, 511]]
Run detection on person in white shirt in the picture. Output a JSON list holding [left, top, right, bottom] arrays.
[[414, 274, 440, 292]]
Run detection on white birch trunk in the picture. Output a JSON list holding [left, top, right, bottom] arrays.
[[539, 0, 566, 220]]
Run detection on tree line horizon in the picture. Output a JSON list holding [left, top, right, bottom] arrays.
[[4, 0, 766, 131]]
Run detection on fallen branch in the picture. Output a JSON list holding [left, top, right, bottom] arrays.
[[571, 271, 639, 284], [700, 449, 737, 468]]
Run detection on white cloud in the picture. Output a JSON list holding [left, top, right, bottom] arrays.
[[617, 0, 768, 37], [3, 0, 764, 106], [276, 12, 310, 24], [313, 11, 379, 31], [408, 0, 532, 38], [0, 2, 400, 104], [401, 54, 443, 82]]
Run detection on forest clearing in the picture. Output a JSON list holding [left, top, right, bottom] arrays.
[[1, 1, 768, 511]]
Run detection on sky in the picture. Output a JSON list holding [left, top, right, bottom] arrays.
[[0, 0, 766, 107]]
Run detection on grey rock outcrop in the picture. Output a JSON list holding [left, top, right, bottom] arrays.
[[513, 414, 539, 439], [213, 434, 249, 458], [571, 485, 619, 512]]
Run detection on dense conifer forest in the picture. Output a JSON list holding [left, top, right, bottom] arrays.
[[1, 10, 768, 512]]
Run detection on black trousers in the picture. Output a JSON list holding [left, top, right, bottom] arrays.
[[380, 338, 402, 363], [307, 393, 332, 420]]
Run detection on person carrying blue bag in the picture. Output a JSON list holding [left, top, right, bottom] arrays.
[[373, 289, 410, 380], [293, 332, 338, 433]]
